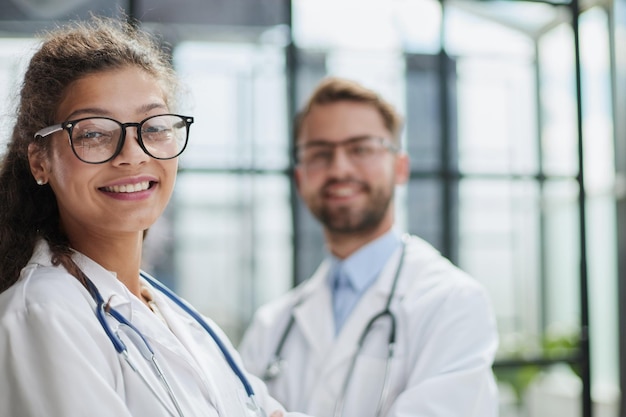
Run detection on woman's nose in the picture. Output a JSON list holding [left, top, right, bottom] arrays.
[[113, 126, 150, 164]]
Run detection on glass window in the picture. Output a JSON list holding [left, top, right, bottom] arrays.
[[580, 5, 619, 399], [173, 41, 289, 170], [456, 58, 538, 174], [458, 179, 542, 343], [160, 38, 293, 343], [0, 38, 37, 148], [292, 0, 441, 53], [156, 173, 293, 342], [539, 24, 578, 177]]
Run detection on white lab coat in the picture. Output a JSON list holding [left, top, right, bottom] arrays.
[[0, 240, 308, 417], [239, 235, 499, 417]]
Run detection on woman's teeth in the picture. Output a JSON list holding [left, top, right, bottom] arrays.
[[103, 181, 150, 193]]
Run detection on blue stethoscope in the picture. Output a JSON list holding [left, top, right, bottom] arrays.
[[263, 239, 407, 417], [82, 271, 267, 417]]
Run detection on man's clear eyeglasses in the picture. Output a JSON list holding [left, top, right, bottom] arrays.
[[296, 136, 399, 172], [34, 114, 194, 164]]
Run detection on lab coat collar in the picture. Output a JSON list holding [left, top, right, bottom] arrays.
[[29, 239, 137, 315]]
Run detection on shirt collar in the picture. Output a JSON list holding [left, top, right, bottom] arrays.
[[327, 228, 402, 292]]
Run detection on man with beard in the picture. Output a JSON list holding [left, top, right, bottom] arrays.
[[239, 77, 499, 417]]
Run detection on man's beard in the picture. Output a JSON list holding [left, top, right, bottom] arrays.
[[313, 186, 394, 235]]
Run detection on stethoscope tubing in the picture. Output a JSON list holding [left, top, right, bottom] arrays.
[[140, 272, 256, 398], [85, 276, 186, 417], [83, 271, 265, 417], [266, 237, 408, 417], [141, 273, 269, 416], [333, 242, 406, 417]]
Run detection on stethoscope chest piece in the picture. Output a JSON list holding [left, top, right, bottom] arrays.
[[263, 357, 286, 381], [245, 397, 269, 417]]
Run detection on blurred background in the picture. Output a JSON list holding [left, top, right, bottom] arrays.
[[1, 0, 625, 415]]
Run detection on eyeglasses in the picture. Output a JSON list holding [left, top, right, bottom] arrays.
[[34, 114, 194, 164], [296, 136, 399, 172]]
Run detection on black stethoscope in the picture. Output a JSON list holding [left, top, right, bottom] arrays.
[[82, 271, 267, 417], [263, 239, 407, 417]]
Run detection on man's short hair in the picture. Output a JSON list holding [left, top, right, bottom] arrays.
[[293, 77, 404, 145]]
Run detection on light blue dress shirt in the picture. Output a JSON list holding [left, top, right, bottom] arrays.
[[328, 229, 402, 334]]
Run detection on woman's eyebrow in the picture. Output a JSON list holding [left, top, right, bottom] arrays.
[[63, 103, 168, 121]]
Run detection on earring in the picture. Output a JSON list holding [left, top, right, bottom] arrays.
[[36, 179, 45, 185]]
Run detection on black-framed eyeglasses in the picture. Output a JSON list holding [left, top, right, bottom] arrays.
[[34, 114, 194, 164], [295, 136, 400, 172]]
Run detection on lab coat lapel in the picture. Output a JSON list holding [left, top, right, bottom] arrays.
[[71, 250, 134, 316], [72, 255, 211, 399], [144, 291, 225, 414], [32, 241, 134, 316], [292, 261, 335, 359]]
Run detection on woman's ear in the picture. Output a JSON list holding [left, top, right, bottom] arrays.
[[28, 143, 49, 185]]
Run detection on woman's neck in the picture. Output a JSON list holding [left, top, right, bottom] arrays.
[[69, 231, 144, 298]]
